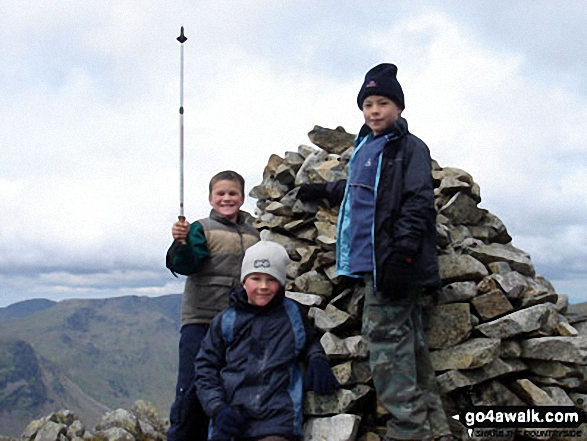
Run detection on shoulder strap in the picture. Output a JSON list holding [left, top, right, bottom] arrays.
[[283, 298, 306, 356], [221, 307, 237, 344]]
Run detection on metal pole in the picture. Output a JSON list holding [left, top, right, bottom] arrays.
[[177, 26, 187, 223]]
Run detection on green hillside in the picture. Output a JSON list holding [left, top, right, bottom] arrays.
[[0, 294, 182, 437]]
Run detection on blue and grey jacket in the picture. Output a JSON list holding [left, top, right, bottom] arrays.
[[195, 287, 326, 440], [323, 117, 440, 294]]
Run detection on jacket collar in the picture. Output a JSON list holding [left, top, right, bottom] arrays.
[[209, 209, 248, 226], [355, 116, 409, 147]]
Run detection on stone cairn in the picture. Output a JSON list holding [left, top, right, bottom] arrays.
[[11, 126, 587, 441], [10, 400, 168, 441], [249, 126, 587, 441]]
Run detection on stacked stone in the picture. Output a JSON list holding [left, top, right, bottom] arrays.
[[17, 400, 167, 441], [249, 126, 587, 441]]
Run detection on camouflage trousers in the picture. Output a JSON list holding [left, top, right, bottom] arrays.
[[362, 275, 451, 440]]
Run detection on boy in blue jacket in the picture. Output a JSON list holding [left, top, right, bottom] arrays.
[[195, 240, 339, 441], [298, 64, 454, 441]]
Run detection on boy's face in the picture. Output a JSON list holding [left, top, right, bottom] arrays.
[[362, 95, 403, 136], [209, 179, 244, 222], [243, 273, 280, 307]]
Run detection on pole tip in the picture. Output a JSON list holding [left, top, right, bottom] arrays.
[[177, 26, 187, 43]]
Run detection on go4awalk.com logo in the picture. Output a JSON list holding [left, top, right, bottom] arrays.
[[452, 406, 587, 439]]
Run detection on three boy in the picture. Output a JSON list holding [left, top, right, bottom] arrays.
[[167, 62, 455, 441]]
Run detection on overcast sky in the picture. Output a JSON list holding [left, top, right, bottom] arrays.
[[1, 0, 586, 307]]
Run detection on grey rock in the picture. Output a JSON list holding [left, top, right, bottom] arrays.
[[265, 201, 293, 217], [436, 358, 527, 394], [469, 212, 512, 244], [438, 281, 477, 304], [492, 271, 530, 300], [519, 383, 577, 409], [304, 385, 372, 416], [309, 304, 351, 332], [275, 162, 296, 186], [96, 427, 135, 441], [475, 303, 561, 339], [500, 340, 523, 359], [307, 126, 355, 155], [34, 422, 67, 441], [331, 360, 372, 387], [282, 151, 306, 173], [320, 332, 369, 359], [526, 360, 579, 378], [426, 303, 472, 349], [259, 229, 306, 258], [519, 292, 559, 309], [438, 253, 489, 283], [469, 381, 525, 406], [465, 242, 535, 277], [430, 338, 501, 371], [286, 291, 324, 307], [488, 261, 512, 274], [66, 421, 85, 439], [439, 192, 485, 225], [95, 409, 141, 438], [303, 414, 362, 441], [520, 335, 587, 364], [471, 290, 514, 321], [295, 270, 333, 297], [249, 174, 290, 200]]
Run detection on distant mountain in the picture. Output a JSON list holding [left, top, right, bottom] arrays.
[[0, 298, 57, 322], [0, 294, 182, 437]]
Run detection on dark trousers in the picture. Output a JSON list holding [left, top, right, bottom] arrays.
[[167, 324, 209, 441]]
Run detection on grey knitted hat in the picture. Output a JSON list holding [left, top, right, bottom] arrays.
[[241, 241, 291, 285]]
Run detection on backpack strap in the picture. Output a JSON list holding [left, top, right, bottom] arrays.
[[221, 307, 236, 344], [283, 298, 306, 356]]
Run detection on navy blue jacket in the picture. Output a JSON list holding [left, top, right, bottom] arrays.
[[326, 117, 440, 295], [195, 287, 326, 439]]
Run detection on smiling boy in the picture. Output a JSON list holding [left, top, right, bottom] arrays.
[[166, 170, 260, 441], [195, 241, 339, 441], [298, 64, 454, 441]]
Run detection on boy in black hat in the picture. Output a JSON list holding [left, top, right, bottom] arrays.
[[298, 64, 454, 441]]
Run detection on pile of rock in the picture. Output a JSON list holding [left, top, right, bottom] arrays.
[[11, 400, 167, 441], [249, 125, 587, 440]]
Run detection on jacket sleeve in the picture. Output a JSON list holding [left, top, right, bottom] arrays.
[[392, 139, 436, 255], [194, 314, 228, 417], [324, 179, 347, 206], [165, 221, 210, 276]]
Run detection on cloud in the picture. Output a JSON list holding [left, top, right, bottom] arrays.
[[0, 1, 586, 306]]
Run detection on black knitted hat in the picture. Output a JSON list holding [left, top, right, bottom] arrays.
[[357, 63, 405, 110]]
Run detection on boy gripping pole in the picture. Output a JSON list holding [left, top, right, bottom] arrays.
[[166, 171, 260, 441]]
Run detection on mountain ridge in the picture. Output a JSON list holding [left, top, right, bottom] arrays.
[[0, 294, 182, 437]]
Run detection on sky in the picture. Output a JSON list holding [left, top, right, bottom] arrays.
[[1, 0, 586, 307]]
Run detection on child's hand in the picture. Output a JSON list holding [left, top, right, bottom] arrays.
[[297, 183, 328, 202], [172, 219, 190, 241], [214, 406, 246, 437], [305, 355, 340, 395]]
